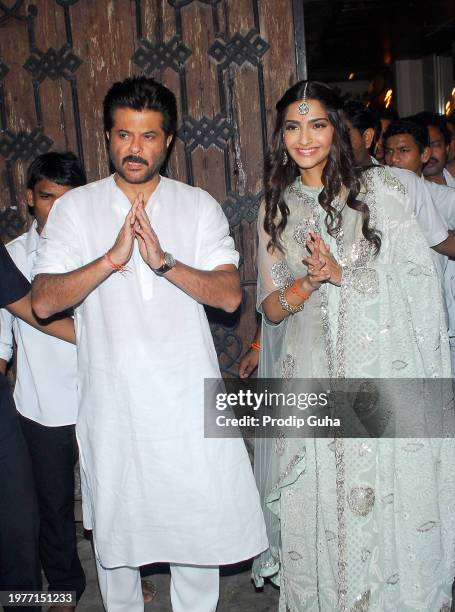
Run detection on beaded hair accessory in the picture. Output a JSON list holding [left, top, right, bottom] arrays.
[[298, 82, 310, 115]]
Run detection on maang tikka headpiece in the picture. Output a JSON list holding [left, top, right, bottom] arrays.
[[298, 82, 310, 115]]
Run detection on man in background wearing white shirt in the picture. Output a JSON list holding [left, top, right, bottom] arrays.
[[409, 112, 455, 188], [0, 152, 87, 611], [342, 101, 455, 258], [384, 119, 455, 374]]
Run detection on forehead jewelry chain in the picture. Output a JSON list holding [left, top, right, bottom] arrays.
[[298, 82, 310, 115]]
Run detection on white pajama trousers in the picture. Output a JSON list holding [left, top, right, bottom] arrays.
[[95, 556, 219, 612]]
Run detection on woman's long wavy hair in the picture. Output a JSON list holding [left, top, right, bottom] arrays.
[[264, 80, 381, 254]]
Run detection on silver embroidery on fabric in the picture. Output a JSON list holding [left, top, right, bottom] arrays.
[[359, 442, 372, 456], [335, 170, 380, 377], [350, 238, 373, 267], [361, 548, 371, 562], [270, 260, 295, 288], [335, 226, 349, 378], [282, 354, 296, 379], [326, 529, 337, 542], [294, 179, 350, 609], [351, 590, 371, 612], [288, 184, 318, 210], [359, 333, 374, 349], [297, 186, 337, 378], [402, 442, 424, 453], [269, 453, 303, 493], [381, 493, 394, 504], [293, 218, 316, 246], [386, 573, 399, 585], [408, 264, 423, 277], [352, 268, 379, 295], [417, 520, 437, 532], [362, 165, 407, 197], [348, 486, 375, 517], [414, 327, 425, 344], [274, 432, 286, 455], [392, 359, 408, 370], [335, 436, 347, 611], [288, 550, 303, 561], [259, 556, 278, 571]]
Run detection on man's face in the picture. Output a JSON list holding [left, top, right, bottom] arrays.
[[107, 107, 172, 185], [423, 125, 449, 178], [27, 179, 73, 233], [344, 119, 372, 166], [384, 133, 430, 176], [447, 122, 455, 164]]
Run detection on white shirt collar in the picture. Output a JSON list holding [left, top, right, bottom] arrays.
[[25, 220, 40, 256]]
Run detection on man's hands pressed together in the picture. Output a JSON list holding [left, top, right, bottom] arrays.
[[108, 192, 164, 271], [107, 193, 144, 268], [133, 194, 165, 270], [33, 189, 241, 317]]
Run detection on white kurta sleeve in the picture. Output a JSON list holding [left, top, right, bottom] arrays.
[[195, 189, 239, 270], [389, 167, 448, 246], [428, 181, 455, 229], [32, 193, 82, 277]]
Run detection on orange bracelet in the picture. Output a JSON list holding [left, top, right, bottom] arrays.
[[104, 252, 126, 272], [289, 280, 311, 301], [250, 341, 261, 351]]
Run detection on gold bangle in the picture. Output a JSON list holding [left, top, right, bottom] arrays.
[[278, 286, 305, 314]]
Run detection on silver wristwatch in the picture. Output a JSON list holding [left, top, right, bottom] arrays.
[[154, 252, 176, 276]]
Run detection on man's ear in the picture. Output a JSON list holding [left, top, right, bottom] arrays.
[[362, 127, 375, 150], [166, 134, 173, 149], [421, 146, 431, 164], [26, 189, 34, 209]]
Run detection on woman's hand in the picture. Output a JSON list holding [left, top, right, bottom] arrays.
[[302, 232, 330, 289], [305, 232, 343, 286]]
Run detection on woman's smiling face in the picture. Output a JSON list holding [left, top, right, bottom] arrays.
[[283, 98, 335, 181]]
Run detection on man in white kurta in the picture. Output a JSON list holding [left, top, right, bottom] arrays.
[[32, 76, 267, 612]]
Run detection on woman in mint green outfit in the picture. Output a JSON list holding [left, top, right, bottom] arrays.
[[252, 81, 455, 611]]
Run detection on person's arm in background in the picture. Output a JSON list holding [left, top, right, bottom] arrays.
[[0, 240, 75, 350], [7, 291, 75, 344], [0, 305, 14, 375], [432, 235, 455, 257], [239, 324, 261, 379]]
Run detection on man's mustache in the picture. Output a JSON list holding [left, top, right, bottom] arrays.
[[123, 155, 148, 166], [427, 156, 438, 164]]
